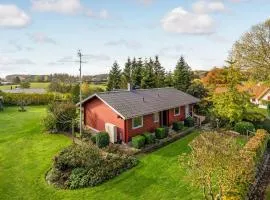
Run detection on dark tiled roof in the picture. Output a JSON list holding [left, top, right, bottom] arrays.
[[81, 88, 200, 119]]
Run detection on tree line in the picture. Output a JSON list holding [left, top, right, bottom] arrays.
[[107, 55, 206, 97]]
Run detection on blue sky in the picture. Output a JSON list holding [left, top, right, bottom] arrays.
[[0, 0, 269, 78]]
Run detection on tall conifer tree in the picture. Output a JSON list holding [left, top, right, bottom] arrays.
[[173, 56, 192, 91], [107, 61, 122, 91]]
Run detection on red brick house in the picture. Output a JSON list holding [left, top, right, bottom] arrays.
[[80, 87, 200, 143]]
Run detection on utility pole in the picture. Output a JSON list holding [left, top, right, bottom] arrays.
[[78, 50, 82, 138]]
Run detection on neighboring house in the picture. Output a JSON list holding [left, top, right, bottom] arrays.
[[80, 87, 200, 143], [215, 84, 270, 109]]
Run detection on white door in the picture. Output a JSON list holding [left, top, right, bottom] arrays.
[[185, 105, 189, 118]]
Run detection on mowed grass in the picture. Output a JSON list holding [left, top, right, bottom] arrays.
[[0, 106, 201, 200]]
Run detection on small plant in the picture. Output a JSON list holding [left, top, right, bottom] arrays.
[[90, 135, 96, 144], [96, 132, 110, 148], [143, 132, 155, 144], [184, 117, 195, 127], [155, 127, 167, 139], [172, 121, 184, 131], [234, 121, 255, 135], [163, 126, 169, 135], [132, 135, 145, 149]]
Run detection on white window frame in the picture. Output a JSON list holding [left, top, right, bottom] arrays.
[[132, 116, 143, 129], [174, 107, 180, 116], [153, 112, 159, 123]]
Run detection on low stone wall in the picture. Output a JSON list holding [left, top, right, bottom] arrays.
[[135, 127, 196, 155]]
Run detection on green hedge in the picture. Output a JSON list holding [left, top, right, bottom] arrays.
[[172, 121, 184, 131], [1, 92, 71, 105], [184, 117, 195, 127], [155, 127, 167, 139], [96, 132, 110, 148], [132, 135, 145, 149], [143, 132, 155, 144], [90, 135, 96, 144], [234, 121, 255, 135]]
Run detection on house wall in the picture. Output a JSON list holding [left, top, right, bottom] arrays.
[[84, 97, 125, 141], [168, 106, 186, 126], [126, 113, 160, 139]]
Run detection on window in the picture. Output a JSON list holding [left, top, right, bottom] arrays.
[[153, 112, 159, 123], [174, 107, 180, 116], [132, 116, 143, 129]]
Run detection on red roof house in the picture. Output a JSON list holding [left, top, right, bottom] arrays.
[[80, 87, 200, 143]]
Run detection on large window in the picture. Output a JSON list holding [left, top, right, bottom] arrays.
[[153, 112, 159, 123], [174, 107, 180, 116], [132, 116, 143, 129]]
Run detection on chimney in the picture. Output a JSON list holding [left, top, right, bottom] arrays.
[[127, 83, 132, 91]]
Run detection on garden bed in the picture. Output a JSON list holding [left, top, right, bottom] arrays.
[[135, 127, 196, 154]]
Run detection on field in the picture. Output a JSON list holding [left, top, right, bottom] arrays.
[[0, 82, 106, 91], [0, 106, 201, 200]]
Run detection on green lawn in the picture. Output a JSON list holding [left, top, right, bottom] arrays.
[[0, 82, 50, 90], [0, 106, 201, 200]]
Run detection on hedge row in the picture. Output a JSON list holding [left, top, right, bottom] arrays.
[[1, 92, 72, 105], [234, 121, 255, 135]]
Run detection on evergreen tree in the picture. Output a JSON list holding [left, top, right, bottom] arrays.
[[154, 55, 165, 88], [107, 61, 122, 91], [164, 71, 174, 87], [173, 56, 192, 91], [121, 57, 132, 88], [132, 57, 143, 88], [141, 58, 156, 89]]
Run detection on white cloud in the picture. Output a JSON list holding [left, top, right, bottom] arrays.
[[105, 39, 142, 49], [0, 4, 30, 28], [85, 9, 110, 19], [29, 33, 57, 45], [31, 0, 82, 14], [161, 7, 215, 34], [192, 1, 225, 14]]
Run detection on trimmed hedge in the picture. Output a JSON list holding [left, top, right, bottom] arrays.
[[184, 117, 195, 127], [172, 121, 184, 131], [234, 121, 255, 135], [2, 92, 72, 105], [143, 132, 155, 144], [96, 132, 110, 148], [132, 135, 145, 149], [155, 127, 167, 139]]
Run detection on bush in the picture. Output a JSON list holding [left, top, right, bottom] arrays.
[[90, 135, 96, 144], [47, 144, 138, 189], [163, 126, 169, 135], [132, 135, 145, 149], [44, 102, 77, 133], [172, 121, 184, 131], [155, 127, 167, 139], [143, 132, 155, 144], [184, 117, 195, 127], [96, 132, 110, 148], [234, 121, 255, 135]]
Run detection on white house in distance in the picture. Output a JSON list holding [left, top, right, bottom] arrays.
[[250, 85, 270, 109]]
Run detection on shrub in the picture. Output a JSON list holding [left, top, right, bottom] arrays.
[[44, 102, 77, 133], [234, 121, 255, 135], [47, 144, 138, 189], [163, 126, 169, 136], [96, 132, 110, 148], [172, 121, 184, 131], [132, 135, 145, 149], [90, 135, 96, 144], [143, 132, 155, 144], [184, 117, 195, 127], [155, 127, 167, 139]]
